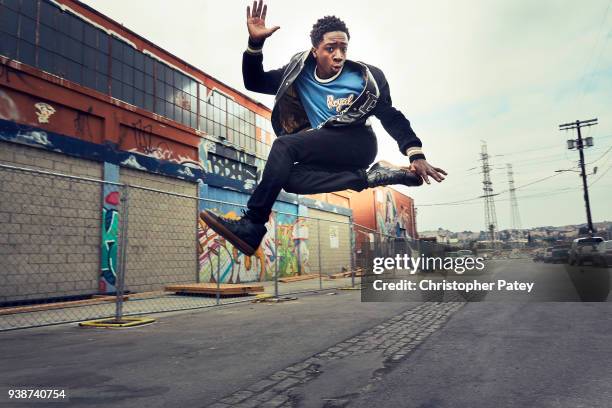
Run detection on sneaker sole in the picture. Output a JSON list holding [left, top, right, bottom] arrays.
[[199, 210, 257, 256]]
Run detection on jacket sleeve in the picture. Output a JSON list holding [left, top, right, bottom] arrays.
[[370, 65, 426, 162], [242, 38, 286, 95]]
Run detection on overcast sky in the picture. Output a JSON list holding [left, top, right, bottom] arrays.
[[82, 0, 612, 232]]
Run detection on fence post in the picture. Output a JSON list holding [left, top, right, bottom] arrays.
[[349, 217, 355, 288], [216, 241, 221, 305], [317, 219, 323, 290], [195, 199, 201, 283], [274, 213, 279, 299], [115, 184, 130, 323]]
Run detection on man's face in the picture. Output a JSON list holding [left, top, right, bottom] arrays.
[[313, 31, 348, 79]]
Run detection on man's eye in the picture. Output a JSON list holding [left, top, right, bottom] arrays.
[[327, 47, 334, 52]]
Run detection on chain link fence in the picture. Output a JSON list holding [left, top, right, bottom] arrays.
[[0, 163, 453, 331], [0, 163, 121, 330]]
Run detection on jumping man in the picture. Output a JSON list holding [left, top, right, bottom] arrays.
[[200, 0, 447, 256]]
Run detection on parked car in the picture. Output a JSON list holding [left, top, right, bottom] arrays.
[[593, 240, 612, 267], [532, 249, 545, 262], [551, 248, 569, 264], [568, 237, 605, 265], [543, 247, 554, 263]]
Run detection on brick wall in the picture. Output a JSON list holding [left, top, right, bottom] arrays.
[[306, 209, 352, 276], [0, 141, 102, 303], [119, 168, 198, 293]]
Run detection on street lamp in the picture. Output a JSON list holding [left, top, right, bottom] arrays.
[[555, 168, 598, 176]]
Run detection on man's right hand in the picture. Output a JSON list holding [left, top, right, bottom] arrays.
[[247, 0, 280, 43]]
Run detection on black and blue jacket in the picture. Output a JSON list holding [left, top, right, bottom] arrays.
[[243, 39, 426, 162]]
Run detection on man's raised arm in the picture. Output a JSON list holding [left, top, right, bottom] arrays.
[[242, 0, 284, 95]]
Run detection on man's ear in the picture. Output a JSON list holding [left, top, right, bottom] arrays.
[[311, 47, 317, 58]]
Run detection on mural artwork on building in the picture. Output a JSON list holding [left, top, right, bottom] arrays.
[[120, 120, 201, 169], [375, 187, 414, 239], [34, 102, 56, 124], [197, 211, 265, 283], [199, 140, 259, 191], [100, 191, 120, 293], [198, 211, 310, 282]]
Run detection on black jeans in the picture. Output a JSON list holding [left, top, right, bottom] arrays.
[[246, 125, 378, 224]]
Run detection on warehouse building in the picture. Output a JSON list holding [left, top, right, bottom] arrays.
[[0, 0, 353, 303]]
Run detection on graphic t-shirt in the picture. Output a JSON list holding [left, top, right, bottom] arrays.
[[293, 58, 365, 129]]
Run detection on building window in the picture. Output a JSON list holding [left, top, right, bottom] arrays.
[[0, 0, 276, 160]]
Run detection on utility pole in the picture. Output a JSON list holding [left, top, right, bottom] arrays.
[[559, 118, 598, 234], [480, 142, 498, 245]]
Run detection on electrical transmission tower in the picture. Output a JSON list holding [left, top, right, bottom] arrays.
[[480, 142, 498, 243], [506, 163, 522, 236]]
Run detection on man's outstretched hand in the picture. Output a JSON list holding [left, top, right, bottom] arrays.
[[247, 0, 280, 43], [409, 159, 447, 184]]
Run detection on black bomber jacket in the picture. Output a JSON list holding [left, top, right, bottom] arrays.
[[242, 39, 426, 162]]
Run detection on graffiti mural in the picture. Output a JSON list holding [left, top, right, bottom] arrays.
[[199, 139, 259, 191], [119, 120, 201, 169], [100, 190, 119, 293], [99, 162, 121, 294], [275, 214, 302, 278], [197, 210, 310, 283], [292, 217, 310, 275], [198, 211, 266, 283], [208, 154, 258, 188], [374, 187, 416, 239], [34, 102, 56, 124], [0, 89, 20, 121]]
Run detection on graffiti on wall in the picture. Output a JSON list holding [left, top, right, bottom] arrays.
[[197, 210, 309, 283], [208, 154, 257, 187], [73, 108, 95, 141], [119, 119, 201, 169], [34, 102, 56, 124], [1, 85, 105, 144], [199, 139, 260, 191], [0, 90, 20, 121], [198, 211, 266, 283], [374, 187, 415, 239], [100, 191, 120, 293]]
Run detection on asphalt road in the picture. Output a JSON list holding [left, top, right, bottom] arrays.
[[349, 301, 612, 408], [1, 260, 610, 408]]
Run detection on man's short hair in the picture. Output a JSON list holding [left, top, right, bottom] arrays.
[[310, 16, 350, 47]]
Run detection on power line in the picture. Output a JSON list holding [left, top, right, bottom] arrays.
[[496, 172, 562, 195], [416, 183, 611, 208], [589, 164, 611, 186], [417, 171, 563, 207], [577, 0, 612, 107], [586, 145, 612, 164]]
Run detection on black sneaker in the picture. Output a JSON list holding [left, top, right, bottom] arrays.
[[366, 161, 423, 188], [199, 210, 267, 256]]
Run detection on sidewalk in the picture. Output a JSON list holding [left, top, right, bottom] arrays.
[[0, 277, 358, 331]]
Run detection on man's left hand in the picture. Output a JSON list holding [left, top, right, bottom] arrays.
[[409, 159, 447, 184]]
